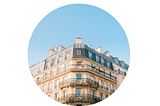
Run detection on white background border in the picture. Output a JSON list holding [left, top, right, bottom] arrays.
[[0, 0, 160, 106]]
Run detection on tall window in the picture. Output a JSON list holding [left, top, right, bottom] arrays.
[[31, 70, 34, 76], [64, 77, 67, 85], [96, 55, 99, 62], [50, 71, 52, 77], [58, 56, 62, 63], [45, 73, 47, 79], [77, 50, 81, 55], [43, 85, 46, 92], [64, 91, 66, 100], [65, 64, 68, 71], [99, 80, 101, 86], [65, 52, 70, 60], [55, 93, 58, 101], [89, 51, 92, 59], [107, 60, 110, 68], [57, 67, 60, 74], [51, 59, 55, 66], [91, 90, 95, 99], [37, 77, 40, 83], [49, 82, 52, 90], [76, 89, 81, 96], [101, 58, 104, 65], [111, 84, 113, 90], [56, 80, 59, 89], [100, 93, 103, 100], [76, 74, 82, 80], [91, 77, 94, 85], [38, 66, 41, 73]]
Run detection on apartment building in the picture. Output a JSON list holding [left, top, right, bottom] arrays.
[[29, 37, 129, 106]]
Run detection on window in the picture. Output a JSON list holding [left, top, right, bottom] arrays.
[[57, 67, 60, 74], [107, 60, 110, 68], [38, 66, 41, 73], [89, 51, 92, 59], [77, 50, 81, 55], [101, 58, 104, 65], [49, 82, 52, 90], [47, 61, 50, 68], [56, 80, 59, 88], [91, 90, 95, 100], [43, 85, 46, 92], [58, 56, 62, 63], [76, 105, 82, 106], [76, 89, 81, 96], [50, 71, 52, 77], [64, 91, 66, 100], [76, 74, 82, 80], [111, 84, 113, 90], [65, 52, 70, 59], [104, 82, 107, 88], [77, 62, 81, 66], [31, 70, 34, 76], [64, 77, 67, 85], [91, 77, 94, 85], [100, 93, 103, 100], [45, 73, 47, 79], [106, 95, 108, 98], [99, 80, 101, 85], [96, 55, 99, 62], [51, 59, 55, 66], [37, 77, 40, 83], [65, 64, 68, 71], [55, 93, 58, 101]]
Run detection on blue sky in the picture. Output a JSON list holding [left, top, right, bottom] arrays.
[[28, 4, 130, 67]]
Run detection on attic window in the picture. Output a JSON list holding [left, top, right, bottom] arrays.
[[77, 50, 81, 55]]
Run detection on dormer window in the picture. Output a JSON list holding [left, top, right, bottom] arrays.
[[89, 51, 92, 59], [77, 50, 81, 55], [107, 60, 110, 68], [101, 58, 104, 65], [58, 55, 62, 63], [65, 51, 70, 60], [96, 55, 99, 63]]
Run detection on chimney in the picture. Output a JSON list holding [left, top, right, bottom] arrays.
[[59, 45, 62, 52], [103, 51, 110, 57], [88, 45, 92, 48], [48, 49, 55, 57], [55, 47, 58, 53], [76, 37, 82, 43], [95, 46, 101, 53]]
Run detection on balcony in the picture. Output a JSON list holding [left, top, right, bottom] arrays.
[[59, 78, 99, 89], [58, 94, 100, 104], [117, 70, 127, 76], [35, 64, 117, 84]]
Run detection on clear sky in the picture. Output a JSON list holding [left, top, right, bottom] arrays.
[[28, 4, 130, 67]]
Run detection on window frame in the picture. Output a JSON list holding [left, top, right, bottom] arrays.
[[77, 50, 81, 55]]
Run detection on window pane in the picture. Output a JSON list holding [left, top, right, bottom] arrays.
[[77, 50, 81, 55], [76, 75, 82, 80], [77, 62, 81, 66], [76, 89, 81, 95]]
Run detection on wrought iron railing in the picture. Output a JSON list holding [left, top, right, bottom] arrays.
[[36, 64, 117, 83], [58, 94, 100, 103], [58, 78, 99, 88]]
